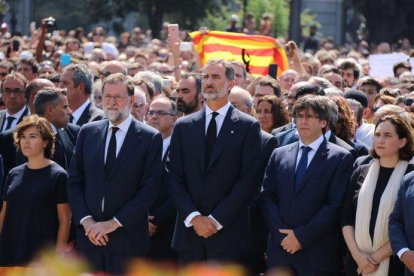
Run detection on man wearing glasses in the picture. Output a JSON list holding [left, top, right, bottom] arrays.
[[0, 73, 29, 132], [146, 95, 178, 261], [67, 73, 162, 274], [131, 86, 148, 122], [404, 92, 414, 113]]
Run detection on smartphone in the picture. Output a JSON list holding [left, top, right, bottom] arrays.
[[268, 64, 278, 79], [179, 41, 192, 51], [60, 53, 71, 67], [12, 40, 20, 52], [168, 24, 179, 44]]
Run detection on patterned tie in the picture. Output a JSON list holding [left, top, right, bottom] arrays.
[[206, 112, 219, 164], [105, 127, 119, 174], [295, 146, 312, 192]]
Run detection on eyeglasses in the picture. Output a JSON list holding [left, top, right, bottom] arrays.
[[404, 98, 414, 106], [101, 71, 111, 78], [94, 95, 102, 100], [3, 88, 24, 95], [103, 95, 129, 102], [295, 114, 320, 120], [93, 33, 104, 36], [132, 103, 145, 109], [0, 73, 8, 78], [147, 110, 175, 116]]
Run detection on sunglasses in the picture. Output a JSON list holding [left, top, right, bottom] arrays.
[[404, 98, 414, 106]]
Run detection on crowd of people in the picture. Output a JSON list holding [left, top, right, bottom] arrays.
[[0, 17, 413, 276]]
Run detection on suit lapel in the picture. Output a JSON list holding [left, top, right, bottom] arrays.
[[294, 140, 329, 196], [287, 143, 299, 196], [191, 109, 207, 173], [96, 121, 108, 177], [77, 103, 91, 126], [107, 120, 142, 179], [17, 107, 28, 123], [0, 112, 5, 131], [207, 106, 238, 170]]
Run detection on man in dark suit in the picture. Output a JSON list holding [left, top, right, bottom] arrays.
[[261, 95, 354, 275], [146, 95, 178, 261], [168, 59, 262, 265], [389, 172, 414, 275], [0, 73, 29, 132], [229, 86, 278, 274], [67, 73, 162, 274], [60, 64, 104, 126]]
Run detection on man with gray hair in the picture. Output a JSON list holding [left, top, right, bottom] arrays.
[[60, 64, 104, 126], [131, 86, 148, 122]]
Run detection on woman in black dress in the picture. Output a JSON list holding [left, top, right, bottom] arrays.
[[341, 114, 414, 276], [0, 115, 71, 266]]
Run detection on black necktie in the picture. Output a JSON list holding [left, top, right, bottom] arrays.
[[206, 112, 219, 164], [5, 116, 15, 130], [69, 115, 74, 124], [295, 146, 311, 192], [105, 127, 119, 174]]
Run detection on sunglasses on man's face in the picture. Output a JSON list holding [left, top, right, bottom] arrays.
[[404, 98, 414, 106]]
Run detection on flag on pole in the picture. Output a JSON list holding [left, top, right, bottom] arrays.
[[189, 31, 288, 77]]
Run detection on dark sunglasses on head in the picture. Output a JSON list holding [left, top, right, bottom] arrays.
[[404, 98, 414, 106]]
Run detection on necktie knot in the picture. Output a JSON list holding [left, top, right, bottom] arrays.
[[5, 116, 15, 130], [301, 146, 311, 155], [112, 127, 119, 134], [211, 112, 219, 120]]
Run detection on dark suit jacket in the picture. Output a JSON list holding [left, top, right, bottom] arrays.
[[249, 131, 277, 254], [271, 122, 294, 136], [0, 107, 29, 132], [75, 102, 105, 126], [389, 171, 414, 276], [260, 140, 353, 272], [167, 106, 262, 253], [276, 128, 359, 160], [148, 147, 177, 260], [67, 119, 163, 254]]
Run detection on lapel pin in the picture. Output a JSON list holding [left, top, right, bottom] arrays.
[[231, 130, 234, 134]]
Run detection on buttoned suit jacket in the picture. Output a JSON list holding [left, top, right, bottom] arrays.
[[167, 106, 262, 254], [260, 140, 353, 272], [67, 119, 163, 254]]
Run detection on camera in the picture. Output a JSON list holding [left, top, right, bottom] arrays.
[[42, 17, 55, 28]]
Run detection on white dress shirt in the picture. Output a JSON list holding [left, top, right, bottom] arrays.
[[162, 136, 171, 160], [71, 99, 91, 125], [296, 134, 325, 169], [184, 102, 232, 231]]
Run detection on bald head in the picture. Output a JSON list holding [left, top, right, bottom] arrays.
[[25, 78, 55, 114], [102, 60, 127, 77], [229, 86, 253, 115]]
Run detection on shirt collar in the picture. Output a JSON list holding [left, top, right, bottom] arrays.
[[6, 105, 27, 119], [205, 101, 231, 117], [299, 134, 325, 152], [71, 99, 91, 122], [49, 122, 57, 134], [108, 114, 132, 133], [324, 130, 332, 140]]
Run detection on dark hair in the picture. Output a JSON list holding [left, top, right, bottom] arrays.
[[18, 58, 39, 74], [257, 95, 289, 129], [393, 61, 412, 77], [370, 114, 414, 160], [292, 95, 330, 123], [14, 115, 55, 159], [102, 73, 135, 96], [330, 96, 356, 141], [339, 60, 360, 79], [181, 73, 202, 96], [295, 84, 324, 100], [257, 77, 282, 97], [359, 77, 382, 92], [34, 87, 66, 116]]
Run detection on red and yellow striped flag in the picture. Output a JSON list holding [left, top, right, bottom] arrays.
[[189, 31, 288, 77]]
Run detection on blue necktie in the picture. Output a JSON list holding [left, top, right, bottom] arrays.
[[295, 146, 311, 192]]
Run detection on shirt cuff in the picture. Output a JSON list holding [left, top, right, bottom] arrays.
[[398, 248, 410, 259], [113, 217, 123, 227], [208, 215, 223, 230], [184, 211, 201, 227], [80, 215, 92, 225]]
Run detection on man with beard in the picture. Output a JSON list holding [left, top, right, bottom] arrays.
[[168, 59, 261, 265], [175, 73, 203, 115], [67, 73, 162, 274]]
